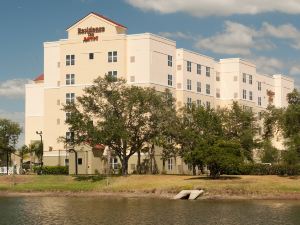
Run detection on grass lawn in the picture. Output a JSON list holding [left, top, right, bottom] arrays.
[[0, 175, 299, 199]]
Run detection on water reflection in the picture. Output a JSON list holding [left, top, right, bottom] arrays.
[[0, 197, 299, 225]]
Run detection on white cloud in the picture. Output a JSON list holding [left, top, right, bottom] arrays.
[[195, 21, 273, 56], [290, 66, 300, 75], [158, 31, 196, 40], [261, 22, 300, 49], [249, 56, 284, 75], [0, 78, 30, 99], [126, 0, 300, 17]]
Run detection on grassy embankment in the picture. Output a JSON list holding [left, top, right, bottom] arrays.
[[0, 175, 299, 199]]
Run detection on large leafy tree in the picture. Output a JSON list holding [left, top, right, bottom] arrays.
[[219, 102, 259, 161], [0, 118, 22, 170], [63, 75, 173, 175], [281, 89, 300, 164], [175, 104, 223, 175]]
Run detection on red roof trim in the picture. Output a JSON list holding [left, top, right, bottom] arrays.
[[67, 12, 127, 30], [34, 74, 44, 81]]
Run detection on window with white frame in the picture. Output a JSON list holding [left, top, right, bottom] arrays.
[[258, 96, 262, 106], [167, 158, 173, 170], [168, 55, 172, 67], [66, 74, 75, 85], [249, 91, 253, 100], [216, 88, 220, 98], [89, 53, 94, 60], [242, 89, 247, 99], [249, 75, 253, 85], [187, 97, 192, 108], [206, 84, 210, 94], [197, 64, 201, 75], [108, 71, 118, 78], [66, 131, 74, 142], [206, 101, 211, 109], [216, 72, 220, 81], [243, 73, 247, 83], [66, 55, 75, 66], [197, 100, 201, 107], [197, 82, 201, 92], [108, 51, 117, 62], [66, 93, 75, 104], [187, 61, 192, 72], [187, 79, 192, 90], [258, 81, 262, 91], [168, 74, 173, 86], [206, 67, 210, 77], [66, 112, 72, 121], [110, 157, 118, 170]]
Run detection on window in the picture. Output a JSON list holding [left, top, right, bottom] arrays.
[[187, 79, 192, 90], [110, 157, 118, 170], [258, 111, 262, 120], [167, 158, 173, 170], [243, 73, 247, 83], [65, 159, 69, 166], [66, 131, 74, 142], [77, 158, 82, 165], [197, 64, 201, 75], [242, 89, 247, 99], [258, 97, 262, 106], [89, 53, 94, 60], [66, 112, 72, 121], [168, 55, 172, 67], [187, 61, 191, 72], [108, 51, 117, 62], [168, 74, 173, 86], [206, 101, 211, 109], [216, 88, 220, 98], [66, 55, 75, 66], [249, 75, 253, 84], [66, 74, 75, 85], [130, 56, 135, 63], [258, 81, 262, 91], [66, 93, 75, 103], [187, 97, 192, 108], [206, 84, 210, 95], [108, 71, 118, 78], [249, 91, 253, 100], [216, 72, 220, 81], [206, 67, 210, 77], [197, 82, 201, 93], [197, 100, 201, 107]]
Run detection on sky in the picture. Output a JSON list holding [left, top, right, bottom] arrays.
[[1, 0, 300, 146]]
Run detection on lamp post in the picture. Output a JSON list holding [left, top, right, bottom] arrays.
[[36, 131, 43, 172]]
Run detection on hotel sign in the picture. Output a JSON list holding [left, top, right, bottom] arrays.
[[78, 27, 105, 43]]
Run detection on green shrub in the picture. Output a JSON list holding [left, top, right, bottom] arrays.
[[222, 164, 300, 176], [33, 166, 69, 175]]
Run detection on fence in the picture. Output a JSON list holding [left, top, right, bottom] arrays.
[[0, 166, 20, 175]]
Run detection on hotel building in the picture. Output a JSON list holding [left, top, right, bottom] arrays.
[[25, 12, 294, 174]]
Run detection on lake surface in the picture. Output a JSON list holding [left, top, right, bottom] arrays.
[[0, 197, 299, 225]]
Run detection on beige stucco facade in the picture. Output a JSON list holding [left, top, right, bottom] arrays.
[[25, 13, 294, 174]]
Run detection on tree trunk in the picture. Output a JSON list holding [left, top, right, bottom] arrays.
[[192, 164, 196, 176], [121, 156, 128, 176], [137, 150, 141, 174]]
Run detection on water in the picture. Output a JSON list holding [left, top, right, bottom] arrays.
[[0, 197, 299, 225]]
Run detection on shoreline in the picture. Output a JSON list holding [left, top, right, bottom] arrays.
[[1, 191, 300, 200]]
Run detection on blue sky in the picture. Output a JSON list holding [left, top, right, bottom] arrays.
[[1, 0, 300, 146]]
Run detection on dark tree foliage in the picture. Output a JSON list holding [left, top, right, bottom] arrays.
[[63, 75, 173, 175]]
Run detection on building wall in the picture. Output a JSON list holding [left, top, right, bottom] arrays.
[[25, 13, 295, 174]]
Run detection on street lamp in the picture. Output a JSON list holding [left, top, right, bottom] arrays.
[[36, 131, 43, 172]]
